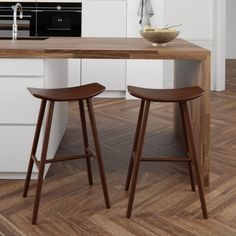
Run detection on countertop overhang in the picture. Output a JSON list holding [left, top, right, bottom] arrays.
[[0, 37, 210, 60]]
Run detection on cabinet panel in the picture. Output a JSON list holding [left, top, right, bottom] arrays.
[[0, 76, 43, 124], [81, 59, 126, 90], [0, 59, 44, 76], [82, 0, 126, 37], [126, 60, 163, 98], [0, 125, 39, 172]]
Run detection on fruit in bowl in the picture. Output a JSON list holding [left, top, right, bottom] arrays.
[[140, 26, 180, 46]]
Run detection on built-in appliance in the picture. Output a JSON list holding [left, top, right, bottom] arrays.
[[0, 2, 82, 37], [35, 2, 81, 37]]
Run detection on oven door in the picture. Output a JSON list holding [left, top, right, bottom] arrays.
[[36, 10, 81, 37]]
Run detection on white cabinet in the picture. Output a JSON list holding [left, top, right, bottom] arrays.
[[82, 0, 126, 37], [0, 59, 68, 179], [82, 0, 126, 91], [0, 77, 43, 124], [81, 59, 126, 91], [0, 125, 40, 173], [0, 59, 43, 124]]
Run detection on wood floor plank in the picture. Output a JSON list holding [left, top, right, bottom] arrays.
[[0, 60, 236, 235]]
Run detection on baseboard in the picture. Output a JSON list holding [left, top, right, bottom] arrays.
[[0, 172, 38, 180], [97, 90, 126, 98]]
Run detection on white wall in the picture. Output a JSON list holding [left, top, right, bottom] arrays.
[[226, 0, 236, 59]]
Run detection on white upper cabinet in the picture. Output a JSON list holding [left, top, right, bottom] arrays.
[[82, 0, 126, 37], [163, 0, 213, 40], [82, 0, 126, 91]]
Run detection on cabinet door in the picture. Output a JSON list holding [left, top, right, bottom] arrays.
[[81, 59, 126, 90], [82, 0, 126, 91], [0, 125, 39, 173], [0, 59, 44, 124], [82, 0, 126, 37]]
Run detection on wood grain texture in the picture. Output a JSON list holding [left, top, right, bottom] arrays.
[[0, 37, 210, 59], [0, 60, 235, 235], [174, 57, 211, 185]]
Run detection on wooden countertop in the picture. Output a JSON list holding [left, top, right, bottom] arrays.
[[0, 37, 210, 60]]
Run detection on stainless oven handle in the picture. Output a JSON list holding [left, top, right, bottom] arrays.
[[31, 10, 81, 13], [47, 28, 71, 31], [30, 10, 42, 12], [0, 15, 32, 18]]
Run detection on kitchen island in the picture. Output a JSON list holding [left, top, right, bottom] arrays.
[[0, 37, 211, 185]]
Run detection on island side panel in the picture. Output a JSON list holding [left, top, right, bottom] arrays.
[[174, 58, 211, 186], [43, 59, 68, 175]]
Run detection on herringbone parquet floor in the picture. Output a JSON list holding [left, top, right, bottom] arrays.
[[0, 60, 236, 235]]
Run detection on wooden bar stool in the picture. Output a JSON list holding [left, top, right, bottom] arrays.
[[125, 85, 208, 219], [23, 83, 110, 224]]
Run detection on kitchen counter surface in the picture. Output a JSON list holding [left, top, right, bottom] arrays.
[[0, 37, 210, 60]]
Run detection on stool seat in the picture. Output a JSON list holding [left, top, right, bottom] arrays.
[[28, 83, 105, 101], [128, 85, 204, 102]]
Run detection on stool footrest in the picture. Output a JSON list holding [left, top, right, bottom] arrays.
[[140, 157, 191, 162], [31, 153, 92, 167], [45, 153, 92, 163]]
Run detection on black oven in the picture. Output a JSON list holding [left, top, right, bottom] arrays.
[[35, 2, 81, 37], [0, 2, 81, 37]]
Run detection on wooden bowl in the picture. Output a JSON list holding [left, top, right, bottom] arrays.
[[140, 30, 180, 46]]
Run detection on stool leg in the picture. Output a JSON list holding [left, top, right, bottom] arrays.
[[23, 100, 47, 198], [126, 100, 150, 218], [182, 101, 208, 219], [125, 100, 145, 191], [79, 100, 93, 185], [32, 101, 54, 225], [86, 98, 111, 209], [179, 102, 196, 192]]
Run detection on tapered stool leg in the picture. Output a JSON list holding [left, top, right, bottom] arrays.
[[23, 100, 47, 198], [126, 100, 150, 218], [86, 98, 111, 209], [79, 100, 93, 185], [179, 102, 196, 192], [182, 101, 208, 219], [125, 100, 145, 191], [32, 101, 54, 225]]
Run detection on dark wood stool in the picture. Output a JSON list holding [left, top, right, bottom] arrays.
[[23, 83, 110, 224], [125, 85, 208, 219]]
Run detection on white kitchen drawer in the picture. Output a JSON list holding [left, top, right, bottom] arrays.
[[81, 59, 126, 90], [0, 59, 44, 76], [0, 103, 67, 175], [0, 125, 40, 172], [0, 76, 43, 124]]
